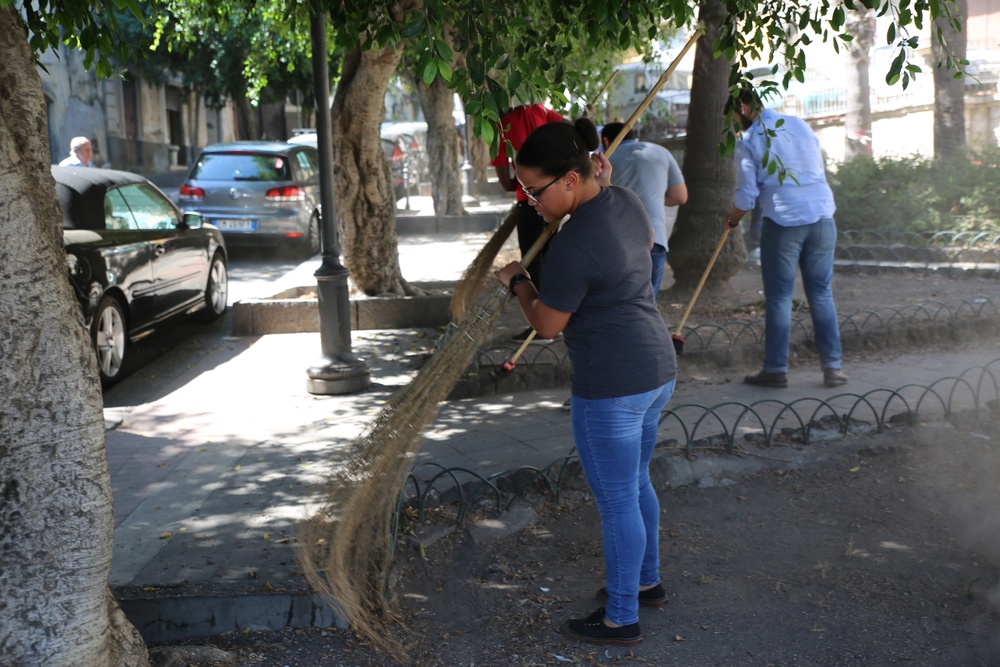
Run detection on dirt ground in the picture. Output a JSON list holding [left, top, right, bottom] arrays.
[[191, 427, 1000, 667], [167, 266, 1000, 667]]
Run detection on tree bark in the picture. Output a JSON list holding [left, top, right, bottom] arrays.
[[414, 76, 465, 215], [332, 44, 415, 295], [468, 127, 492, 191], [665, 0, 741, 295], [844, 8, 875, 159], [0, 7, 149, 666], [236, 91, 259, 140], [932, 0, 967, 162]]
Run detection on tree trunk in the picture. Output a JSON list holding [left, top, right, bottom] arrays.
[[332, 45, 414, 295], [414, 76, 464, 215], [932, 0, 967, 162], [665, 0, 741, 294], [236, 90, 259, 140], [844, 8, 875, 159], [468, 126, 492, 191], [0, 7, 149, 666]]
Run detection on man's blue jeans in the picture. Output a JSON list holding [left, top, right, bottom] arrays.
[[569, 379, 676, 626], [650, 243, 667, 300], [759, 217, 842, 374]]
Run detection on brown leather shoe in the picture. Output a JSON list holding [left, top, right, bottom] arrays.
[[823, 368, 848, 387], [743, 370, 788, 388]]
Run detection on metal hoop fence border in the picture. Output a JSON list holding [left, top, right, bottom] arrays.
[[398, 358, 1000, 528]]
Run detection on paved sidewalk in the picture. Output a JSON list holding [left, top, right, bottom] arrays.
[[104, 193, 1000, 642]]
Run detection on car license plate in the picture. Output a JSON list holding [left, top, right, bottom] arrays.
[[216, 219, 257, 231]]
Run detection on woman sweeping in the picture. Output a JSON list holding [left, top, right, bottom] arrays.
[[495, 118, 678, 646]]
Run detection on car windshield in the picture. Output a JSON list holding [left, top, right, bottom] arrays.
[[189, 152, 291, 181]]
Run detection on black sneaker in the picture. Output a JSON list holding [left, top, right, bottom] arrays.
[[560, 607, 642, 646], [596, 582, 669, 608], [743, 370, 788, 388]]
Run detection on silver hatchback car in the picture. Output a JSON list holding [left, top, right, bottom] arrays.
[[179, 141, 321, 256]]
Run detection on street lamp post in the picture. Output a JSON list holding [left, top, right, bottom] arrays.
[[306, 0, 370, 395]]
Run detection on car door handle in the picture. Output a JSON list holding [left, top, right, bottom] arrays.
[[154, 245, 166, 256]]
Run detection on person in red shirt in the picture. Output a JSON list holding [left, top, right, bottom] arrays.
[[492, 104, 565, 341]]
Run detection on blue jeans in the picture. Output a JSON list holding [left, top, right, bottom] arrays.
[[759, 217, 842, 374], [650, 244, 667, 300], [569, 379, 676, 625]]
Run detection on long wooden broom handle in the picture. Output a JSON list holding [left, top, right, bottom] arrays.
[[675, 224, 732, 334], [588, 69, 620, 112], [604, 29, 703, 157]]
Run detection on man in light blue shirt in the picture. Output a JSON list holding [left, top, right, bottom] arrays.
[[724, 87, 846, 389], [58, 136, 93, 167], [600, 123, 687, 299]]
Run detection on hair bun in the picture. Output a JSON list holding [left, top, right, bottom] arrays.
[[573, 117, 600, 152]]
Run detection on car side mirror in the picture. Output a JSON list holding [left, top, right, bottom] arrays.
[[182, 212, 204, 230]]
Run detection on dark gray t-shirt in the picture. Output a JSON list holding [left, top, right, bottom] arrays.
[[540, 186, 677, 399]]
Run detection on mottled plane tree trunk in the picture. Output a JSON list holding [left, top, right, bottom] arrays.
[[665, 0, 742, 296], [844, 7, 875, 159], [932, 0, 967, 162], [0, 7, 149, 666], [414, 74, 465, 215], [331, 40, 415, 295]]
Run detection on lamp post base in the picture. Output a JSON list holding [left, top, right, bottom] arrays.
[[306, 357, 371, 395]]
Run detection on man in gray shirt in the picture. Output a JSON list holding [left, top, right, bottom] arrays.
[[600, 123, 687, 299]]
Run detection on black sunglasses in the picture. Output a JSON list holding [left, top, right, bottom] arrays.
[[520, 174, 562, 205]]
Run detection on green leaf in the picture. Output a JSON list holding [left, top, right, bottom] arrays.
[[767, 160, 778, 175], [831, 6, 845, 29], [885, 51, 904, 86], [423, 60, 437, 87], [886, 22, 896, 44], [401, 18, 426, 39], [480, 121, 495, 150], [434, 38, 452, 61], [437, 59, 452, 82]]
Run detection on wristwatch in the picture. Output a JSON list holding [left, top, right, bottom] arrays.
[[508, 274, 530, 292]]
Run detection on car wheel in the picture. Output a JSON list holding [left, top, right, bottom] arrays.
[[304, 213, 321, 257], [201, 252, 228, 321], [91, 296, 127, 385]]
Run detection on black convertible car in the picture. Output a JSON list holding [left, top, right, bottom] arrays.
[[54, 166, 228, 385]]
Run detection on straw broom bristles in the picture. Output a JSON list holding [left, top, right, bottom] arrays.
[[448, 204, 517, 322], [299, 279, 515, 653]]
